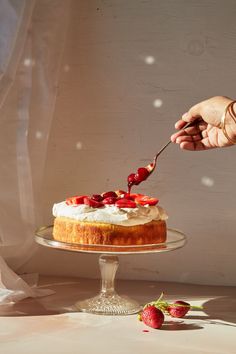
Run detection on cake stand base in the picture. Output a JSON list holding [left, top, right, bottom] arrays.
[[75, 254, 141, 315]]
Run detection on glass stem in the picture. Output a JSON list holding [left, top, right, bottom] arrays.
[[99, 254, 119, 296]]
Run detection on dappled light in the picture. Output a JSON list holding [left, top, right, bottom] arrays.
[[144, 55, 155, 65], [153, 98, 163, 108], [76, 141, 83, 150], [23, 58, 35, 67], [201, 176, 214, 187]]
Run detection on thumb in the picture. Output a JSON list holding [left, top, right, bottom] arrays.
[[182, 102, 203, 122]]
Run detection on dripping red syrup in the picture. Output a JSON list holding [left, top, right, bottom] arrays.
[[127, 163, 155, 194]]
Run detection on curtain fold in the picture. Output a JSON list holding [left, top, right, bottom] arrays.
[[0, 0, 70, 304]]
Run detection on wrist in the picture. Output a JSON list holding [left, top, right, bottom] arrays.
[[221, 101, 236, 144], [226, 102, 236, 140]]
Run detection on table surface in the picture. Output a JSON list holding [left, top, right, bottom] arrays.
[[0, 276, 236, 354]]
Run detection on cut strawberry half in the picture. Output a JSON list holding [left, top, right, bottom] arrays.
[[123, 193, 142, 200], [123, 193, 135, 200], [103, 196, 118, 205], [102, 191, 118, 198], [66, 195, 87, 205], [115, 190, 126, 197], [115, 198, 137, 208], [91, 194, 104, 202], [84, 197, 104, 208], [135, 195, 159, 206]]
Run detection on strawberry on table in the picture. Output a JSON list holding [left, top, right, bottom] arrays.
[[140, 305, 164, 329], [167, 300, 190, 318], [138, 293, 202, 329]]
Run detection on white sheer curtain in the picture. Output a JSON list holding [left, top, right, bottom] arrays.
[[0, 0, 70, 303]]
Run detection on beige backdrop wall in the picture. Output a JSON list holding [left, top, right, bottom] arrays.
[[19, 0, 236, 286]]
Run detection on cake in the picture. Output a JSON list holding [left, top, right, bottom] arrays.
[[52, 191, 168, 247]]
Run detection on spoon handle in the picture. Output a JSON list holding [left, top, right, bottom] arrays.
[[154, 120, 199, 161]]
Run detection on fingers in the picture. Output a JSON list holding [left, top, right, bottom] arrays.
[[171, 121, 207, 143], [179, 141, 207, 151], [174, 119, 188, 130], [178, 135, 209, 151], [174, 134, 213, 151], [175, 134, 202, 144]]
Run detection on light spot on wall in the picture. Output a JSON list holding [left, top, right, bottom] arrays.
[[23, 58, 35, 67], [35, 131, 43, 139], [153, 98, 163, 108], [76, 141, 83, 150], [144, 56, 155, 64], [201, 176, 214, 187], [64, 65, 70, 72]]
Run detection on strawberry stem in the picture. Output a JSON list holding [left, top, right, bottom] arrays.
[[141, 293, 203, 313]]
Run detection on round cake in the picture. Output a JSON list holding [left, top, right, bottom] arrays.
[[52, 191, 168, 246]]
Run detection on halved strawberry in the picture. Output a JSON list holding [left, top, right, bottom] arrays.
[[131, 193, 145, 199], [91, 194, 104, 202], [103, 196, 118, 205], [84, 197, 104, 208], [115, 198, 136, 208], [135, 195, 159, 206], [123, 193, 142, 200], [123, 193, 135, 200], [66, 195, 87, 205], [115, 190, 126, 197], [102, 191, 118, 198]]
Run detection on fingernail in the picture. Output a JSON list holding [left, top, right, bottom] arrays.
[[174, 122, 179, 129], [182, 112, 189, 119]]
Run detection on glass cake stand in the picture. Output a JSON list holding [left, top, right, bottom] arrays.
[[35, 226, 186, 316]]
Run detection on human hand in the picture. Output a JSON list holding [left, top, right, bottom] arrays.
[[171, 96, 236, 150]]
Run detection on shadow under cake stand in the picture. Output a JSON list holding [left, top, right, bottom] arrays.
[[35, 226, 186, 316]]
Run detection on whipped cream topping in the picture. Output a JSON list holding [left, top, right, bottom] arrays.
[[52, 201, 168, 226]]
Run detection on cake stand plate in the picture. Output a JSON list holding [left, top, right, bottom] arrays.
[[35, 226, 186, 315]]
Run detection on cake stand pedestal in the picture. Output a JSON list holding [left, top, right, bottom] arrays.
[[35, 226, 186, 316]]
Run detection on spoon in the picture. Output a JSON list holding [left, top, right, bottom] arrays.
[[146, 119, 199, 175], [127, 119, 200, 193]]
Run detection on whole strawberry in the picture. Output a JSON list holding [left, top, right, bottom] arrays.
[[167, 300, 190, 318], [140, 305, 164, 329]]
